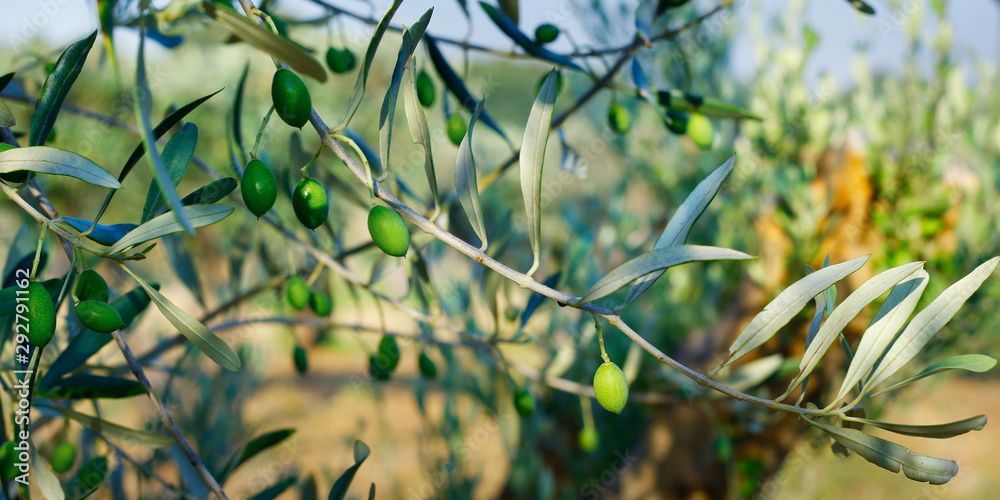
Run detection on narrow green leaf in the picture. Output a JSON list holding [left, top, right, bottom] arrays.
[[479, 3, 584, 72], [721, 255, 869, 369], [425, 35, 508, 141], [328, 440, 370, 500], [519, 69, 557, 277], [42, 375, 144, 399], [783, 262, 925, 400], [871, 354, 997, 397], [0, 72, 14, 92], [141, 122, 198, 223], [233, 62, 250, 163], [403, 55, 438, 213], [32, 450, 65, 500], [202, 2, 327, 82], [65, 457, 107, 500], [379, 9, 433, 178], [846, 0, 876, 15], [832, 270, 928, 406], [849, 414, 987, 439], [623, 155, 736, 306], [337, 0, 404, 129], [134, 32, 192, 235], [455, 98, 488, 250], [30, 31, 98, 146], [181, 177, 238, 206], [580, 245, 753, 305], [805, 418, 958, 484], [0, 146, 121, 188], [249, 476, 297, 500], [498, 0, 519, 24], [238, 429, 296, 468], [865, 257, 999, 391], [107, 204, 233, 255], [39, 404, 173, 447], [656, 89, 760, 120], [0, 98, 14, 127], [121, 265, 241, 372], [59, 217, 137, 246]]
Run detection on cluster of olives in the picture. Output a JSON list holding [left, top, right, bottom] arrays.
[[367, 335, 438, 381], [285, 275, 331, 316], [72, 270, 157, 337], [664, 109, 714, 149]]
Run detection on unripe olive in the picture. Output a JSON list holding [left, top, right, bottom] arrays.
[[377, 335, 400, 371], [75, 269, 109, 303], [368, 355, 391, 381], [309, 290, 332, 316], [292, 177, 328, 229], [664, 109, 689, 135], [271, 69, 312, 128], [593, 362, 628, 414], [75, 300, 125, 334], [326, 47, 357, 74], [241, 159, 277, 218], [446, 114, 467, 146], [50, 442, 77, 474], [536, 70, 563, 95], [286, 276, 310, 311], [416, 70, 436, 108], [0, 441, 16, 480], [418, 350, 437, 379], [534, 23, 560, 44], [293, 346, 308, 375], [0, 143, 31, 184], [578, 427, 599, 452], [513, 388, 535, 417], [26, 281, 56, 347], [686, 113, 714, 149], [367, 206, 410, 257], [607, 103, 631, 134]]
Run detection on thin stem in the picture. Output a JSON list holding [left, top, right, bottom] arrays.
[[300, 143, 327, 176], [250, 105, 274, 159], [594, 314, 610, 364], [331, 132, 375, 205], [29, 225, 46, 280]]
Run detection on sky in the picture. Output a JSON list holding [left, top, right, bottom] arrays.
[[1, 0, 997, 86]]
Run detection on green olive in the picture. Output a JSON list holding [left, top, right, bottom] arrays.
[[326, 47, 357, 74], [26, 281, 56, 347], [292, 177, 328, 229], [607, 104, 631, 134], [416, 70, 436, 108], [377, 335, 400, 372], [286, 276, 310, 311], [293, 346, 308, 375], [686, 113, 714, 149], [309, 290, 332, 316], [75, 269, 109, 303], [418, 350, 437, 379], [0, 441, 16, 480], [367, 205, 410, 257], [578, 427, 599, 452], [49, 442, 76, 474], [241, 159, 277, 218], [593, 362, 629, 414], [0, 143, 31, 184], [664, 109, 689, 135], [271, 69, 312, 128], [446, 114, 467, 146], [75, 300, 125, 334], [368, 355, 391, 381], [513, 388, 536, 417], [534, 23, 560, 44]]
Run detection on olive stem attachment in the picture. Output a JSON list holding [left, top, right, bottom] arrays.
[[304, 262, 325, 288], [300, 143, 327, 176], [593, 314, 610, 364], [331, 132, 376, 205], [250, 105, 275, 159], [580, 394, 595, 430], [30, 221, 47, 280]]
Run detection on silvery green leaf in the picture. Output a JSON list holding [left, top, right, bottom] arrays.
[[59, 217, 137, 247], [121, 265, 241, 373], [403, 56, 438, 213], [865, 257, 998, 391], [579, 245, 753, 305], [32, 450, 65, 500], [0, 146, 120, 188], [0, 98, 14, 127], [782, 262, 925, 400], [107, 204, 234, 255], [39, 404, 173, 447], [848, 414, 987, 439], [455, 98, 488, 250], [379, 9, 432, 178], [870, 354, 997, 397], [832, 269, 928, 406], [337, 0, 403, 128], [141, 122, 198, 223], [805, 418, 958, 484], [519, 69, 558, 277], [719, 255, 869, 371], [846, 0, 876, 15]]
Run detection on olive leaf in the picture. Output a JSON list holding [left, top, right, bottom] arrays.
[[579, 245, 753, 305], [846, 0, 876, 15], [0, 146, 121, 188], [518, 69, 558, 277], [121, 265, 241, 373], [847, 414, 987, 439], [864, 257, 999, 392], [403, 55, 439, 214], [201, 2, 326, 82], [623, 155, 736, 307], [32, 449, 65, 500], [337, 0, 404, 129], [141, 122, 198, 223], [107, 204, 234, 255], [0, 98, 14, 128], [328, 440, 371, 500], [498, 0, 519, 24], [65, 457, 107, 499], [30, 30, 97, 146], [455, 98, 489, 250], [0, 71, 14, 92], [42, 374, 144, 399], [830, 269, 928, 407], [796, 264, 828, 400], [656, 89, 760, 120], [804, 417, 958, 484], [782, 262, 925, 401], [220, 429, 296, 481], [425, 35, 508, 142], [718, 255, 869, 372], [39, 404, 174, 447], [479, 2, 584, 72], [248, 476, 297, 500], [232, 63, 251, 164], [870, 354, 997, 397], [379, 8, 433, 178], [59, 217, 137, 246], [181, 177, 238, 206], [710, 354, 784, 395]]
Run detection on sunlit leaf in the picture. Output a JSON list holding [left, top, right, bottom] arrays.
[[31, 31, 98, 146], [519, 69, 557, 277], [0, 146, 121, 188], [32, 450, 65, 500], [403, 55, 438, 214], [107, 204, 233, 255], [455, 98, 488, 250], [379, 9, 432, 178], [328, 440, 370, 500], [871, 354, 997, 397]]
